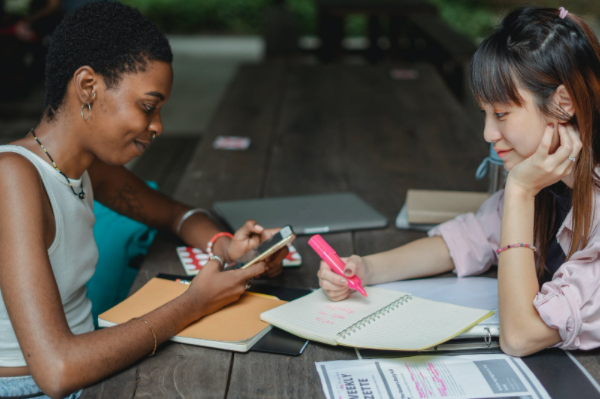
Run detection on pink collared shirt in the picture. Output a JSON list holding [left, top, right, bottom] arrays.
[[428, 188, 600, 350]]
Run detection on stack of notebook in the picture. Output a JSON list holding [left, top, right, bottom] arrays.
[[396, 189, 489, 231]]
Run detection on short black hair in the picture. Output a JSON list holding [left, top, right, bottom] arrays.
[[44, 1, 173, 120]]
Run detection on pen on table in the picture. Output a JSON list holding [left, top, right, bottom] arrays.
[[308, 234, 367, 297], [174, 278, 277, 299]]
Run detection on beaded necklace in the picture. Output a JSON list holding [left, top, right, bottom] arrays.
[[30, 128, 86, 199]]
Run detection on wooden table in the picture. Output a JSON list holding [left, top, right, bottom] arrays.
[[82, 64, 600, 398]]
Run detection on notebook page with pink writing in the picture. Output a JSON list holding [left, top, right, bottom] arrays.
[[337, 296, 493, 351], [260, 288, 408, 345]]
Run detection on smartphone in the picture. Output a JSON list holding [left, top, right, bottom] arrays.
[[226, 225, 296, 270]]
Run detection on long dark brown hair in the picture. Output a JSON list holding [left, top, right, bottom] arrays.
[[470, 6, 600, 281]]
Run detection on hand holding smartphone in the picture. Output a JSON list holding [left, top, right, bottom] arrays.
[[226, 225, 296, 270]]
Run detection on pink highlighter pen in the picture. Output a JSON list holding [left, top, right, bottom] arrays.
[[308, 234, 367, 297]]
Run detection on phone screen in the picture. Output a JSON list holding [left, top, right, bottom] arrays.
[[227, 226, 294, 270]]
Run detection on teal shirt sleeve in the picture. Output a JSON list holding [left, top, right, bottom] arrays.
[[86, 181, 158, 328]]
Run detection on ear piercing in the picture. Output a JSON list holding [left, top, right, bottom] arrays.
[[81, 92, 96, 121]]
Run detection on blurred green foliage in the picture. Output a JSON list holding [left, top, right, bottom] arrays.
[[121, 0, 271, 33], [429, 0, 497, 40], [120, 0, 496, 39]]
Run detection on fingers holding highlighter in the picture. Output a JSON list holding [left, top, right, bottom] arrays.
[[310, 235, 367, 301], [318, 255, 368, 301]]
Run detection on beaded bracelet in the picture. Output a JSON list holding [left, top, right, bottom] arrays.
[[133, 317, 157, 356], [207, 232, 234, 257], [496, 243, 537, 254]]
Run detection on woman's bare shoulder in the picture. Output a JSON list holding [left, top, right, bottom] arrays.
[[0, 151, 45, 208], [0, 151, 41, 180]]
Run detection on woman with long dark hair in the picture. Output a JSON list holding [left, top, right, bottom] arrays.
[[319, 6, 600, 357], [0, 3, 286, 398]]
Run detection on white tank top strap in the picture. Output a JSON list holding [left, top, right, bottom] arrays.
[[0, 144, 98, 367]]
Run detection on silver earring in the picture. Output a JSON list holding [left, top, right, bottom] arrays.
[[81, 92, 95, 121], [81, 101, 91, 121]]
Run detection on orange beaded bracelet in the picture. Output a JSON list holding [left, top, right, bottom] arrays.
[[207, 232, 233, 257]]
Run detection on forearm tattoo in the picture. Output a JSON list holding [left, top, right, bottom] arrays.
[[105, 183, 146, 224]]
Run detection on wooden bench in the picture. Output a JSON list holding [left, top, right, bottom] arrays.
[[316, 0, 438, 63]]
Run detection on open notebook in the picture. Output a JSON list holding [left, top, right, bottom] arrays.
[[99, 278, 287, 352], [260, 287, 493, 351], [374, 277, 499, 339]]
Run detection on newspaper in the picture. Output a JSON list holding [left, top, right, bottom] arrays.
[[316, 354, 550, 399]]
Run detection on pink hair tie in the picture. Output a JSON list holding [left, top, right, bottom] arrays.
[[558, 7, 568, 20]]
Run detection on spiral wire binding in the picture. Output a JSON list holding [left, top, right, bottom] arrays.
[[338, 295, 412, 339]]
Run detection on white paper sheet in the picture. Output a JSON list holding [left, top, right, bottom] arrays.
[[374, 277, 499, 325], [316, 354, 550, 399]]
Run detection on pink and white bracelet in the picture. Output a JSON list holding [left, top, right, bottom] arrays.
[[497, 243, 537, 254], [206, 232, 233, 257]]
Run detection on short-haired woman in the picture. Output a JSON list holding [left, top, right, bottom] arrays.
[[0, 3, 285, 398]]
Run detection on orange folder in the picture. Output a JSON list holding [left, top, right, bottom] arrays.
[[99, 278, 288, 352]]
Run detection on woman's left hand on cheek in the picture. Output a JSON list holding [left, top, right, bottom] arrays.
[[507, 123, 582, 197]]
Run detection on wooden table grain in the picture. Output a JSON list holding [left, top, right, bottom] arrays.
[[82, 64, 600, 398]]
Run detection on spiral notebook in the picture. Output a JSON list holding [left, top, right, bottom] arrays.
[[260, 287, 493, 351]]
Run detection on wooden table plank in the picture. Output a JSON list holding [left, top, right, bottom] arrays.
[[80, 366, 137, 399], [260, 65, 353, 289], [228, 66, 357, 399], [338, 64, 487, 256], [263, 66, 348, 197], [132, 343, 232, 399], [227, 344, 355, 399], [341, 64, 486, 199], [173, 64, 287, 207]]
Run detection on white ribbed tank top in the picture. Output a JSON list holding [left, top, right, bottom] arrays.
[[0, 145, 98, 367]]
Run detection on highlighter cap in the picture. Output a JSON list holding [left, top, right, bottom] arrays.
[[308, 234, 336, 258]]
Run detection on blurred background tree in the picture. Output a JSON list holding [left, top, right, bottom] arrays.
[[120, 0, 598, 40], [7, 0, 593, 41]]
